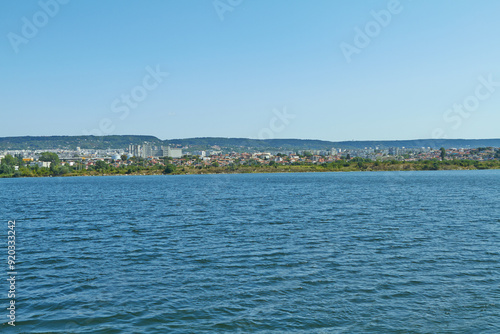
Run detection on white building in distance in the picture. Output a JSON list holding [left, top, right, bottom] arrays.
[[129, 143, 182, 158]]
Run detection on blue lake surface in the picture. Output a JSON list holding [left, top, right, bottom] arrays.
[[1, 170, 499, 333]]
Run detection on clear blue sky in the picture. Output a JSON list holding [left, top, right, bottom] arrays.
[[1, 0, 500, 141]]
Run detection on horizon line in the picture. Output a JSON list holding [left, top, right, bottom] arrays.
[[1, 135, 500, 143]]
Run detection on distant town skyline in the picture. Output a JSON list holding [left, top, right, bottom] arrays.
[[2, 1, 500, 141]]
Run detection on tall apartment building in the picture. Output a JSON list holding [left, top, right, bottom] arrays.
[[164, 146, 182, 158], [129, 144, 142, 157], [129, 143, 182, 158]]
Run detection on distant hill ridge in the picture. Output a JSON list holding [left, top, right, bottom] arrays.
[[1, 135, 500, 150]]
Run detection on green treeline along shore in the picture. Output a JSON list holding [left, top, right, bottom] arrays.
[[1, 153, 500, 178]]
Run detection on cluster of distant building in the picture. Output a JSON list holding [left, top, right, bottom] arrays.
[[128, 143, 182, 159], [163, 146, 499, 169], [1, 143, 499, 170]]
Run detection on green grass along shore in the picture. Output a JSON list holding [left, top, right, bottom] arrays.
[[1, 159, 500, 178]]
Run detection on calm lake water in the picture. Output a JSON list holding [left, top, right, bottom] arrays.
[[1, 170, 499, 333]]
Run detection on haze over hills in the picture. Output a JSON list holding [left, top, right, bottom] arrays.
[[1, 136, 500, 151]]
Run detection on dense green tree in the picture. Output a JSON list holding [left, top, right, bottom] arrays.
[[1, 154, 17, 166], [126, 166, 138, 174], [14, 154, 24, 166], [0, 164, 14, 175], [95, 160, 109, 171], [440, 147, 446, 161], [19, 167, 33, 177], [59, 166, 70, 175], [163, 164, 176, 174], [39, 152, 60, 164]]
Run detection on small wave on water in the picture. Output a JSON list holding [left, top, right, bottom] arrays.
[[1, 171, 499, 333]]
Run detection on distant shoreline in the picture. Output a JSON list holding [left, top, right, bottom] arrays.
[[2, 161, 499, 179]]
